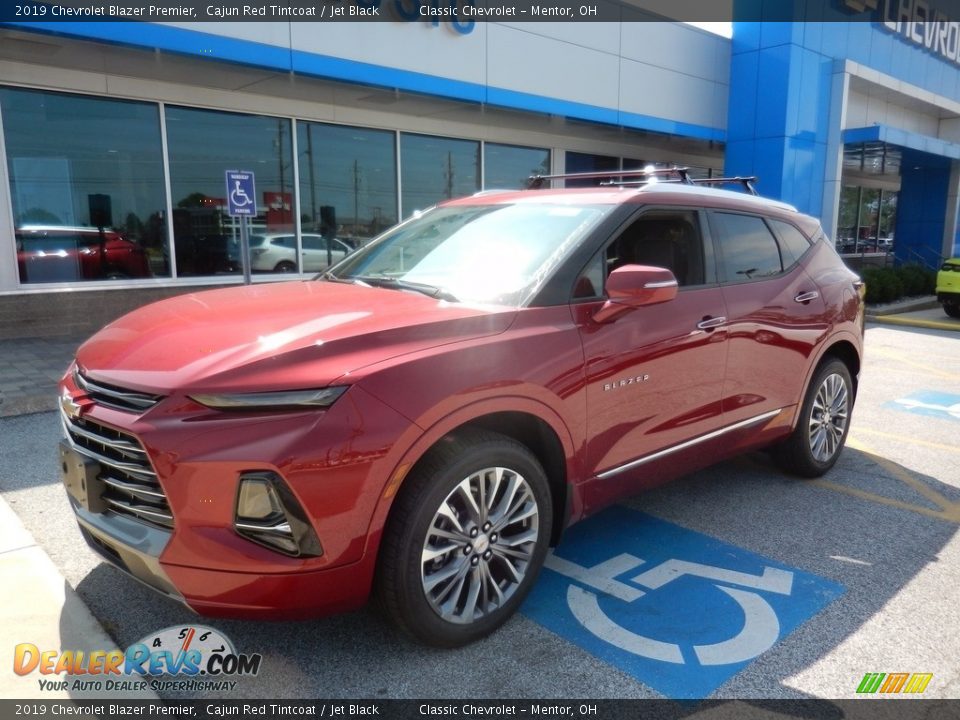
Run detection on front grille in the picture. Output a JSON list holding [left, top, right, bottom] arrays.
[[61, 409, 174, 530], [74, 368, 163, 413]]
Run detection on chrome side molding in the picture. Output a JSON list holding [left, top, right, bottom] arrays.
[[597, 408, 783, 480]]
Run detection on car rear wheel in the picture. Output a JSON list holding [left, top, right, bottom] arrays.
[[773, 358, 853, 478], [944, 302, 960, 319], [274, 261, 297, 273], [376, 429, 552, 647]]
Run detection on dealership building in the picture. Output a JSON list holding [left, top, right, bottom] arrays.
[[1, 2, 960, 335]]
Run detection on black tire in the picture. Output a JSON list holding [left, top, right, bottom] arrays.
[[773, 358, 853, 478], [376, 429, 552, 647], [274, 261, 297, 273], [944, 302, 960, 319]]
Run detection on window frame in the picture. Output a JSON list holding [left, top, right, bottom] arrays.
[[767, 218, 814, 271], [568, 206, 719, 303], [707, 210, 795, 286]]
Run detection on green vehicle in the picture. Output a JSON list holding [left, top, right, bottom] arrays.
[[937, 258, 960, 318]]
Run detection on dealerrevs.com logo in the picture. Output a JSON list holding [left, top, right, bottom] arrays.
[[13, 625, 262, 693]]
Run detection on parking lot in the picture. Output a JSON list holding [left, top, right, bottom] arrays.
[[1, 320, 958, 700]]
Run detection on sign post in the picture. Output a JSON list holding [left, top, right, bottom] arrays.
[[225, 170, 257, 285]]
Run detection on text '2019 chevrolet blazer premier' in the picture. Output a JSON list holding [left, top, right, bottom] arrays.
[[58, 170, 864, 647]]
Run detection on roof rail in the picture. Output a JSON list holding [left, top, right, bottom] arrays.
[[527, 166, 693, 189], [690, 176, 759, 196], [527, 167, 761, 196]]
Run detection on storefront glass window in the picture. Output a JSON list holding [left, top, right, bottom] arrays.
[[878, 191, 897, 240], [484, 143, 550, 189], [858, 188, 880, 244], [836, 185, 897, 253], [564, 151, 618, 186], [837, 186, 860, 248], [165, 106, 295, 276], [0, 87, 169, 283], [400, 134, 479, 217], [297, 122, 397, 250]]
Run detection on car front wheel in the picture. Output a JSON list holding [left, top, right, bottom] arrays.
[[376, 430, 552, 647], [773, 358, 853, 478], [944, 302, 960, 319]]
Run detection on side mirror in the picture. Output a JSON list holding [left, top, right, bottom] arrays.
[[592, 265, 678, 323]]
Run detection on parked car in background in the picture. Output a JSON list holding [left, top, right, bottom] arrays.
[[16, 225, 150, 283], [249, 233, 352, 273], [937, 257, 960, 318], [57, 169, 864, 648]]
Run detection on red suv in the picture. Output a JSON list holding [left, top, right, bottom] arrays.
[[57, 171, 864, 647], [17, 225, 151, 283]]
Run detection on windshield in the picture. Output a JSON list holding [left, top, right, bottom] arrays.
[[324, 202, 610, 306]]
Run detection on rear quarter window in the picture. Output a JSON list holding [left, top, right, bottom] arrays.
[[711, 212, 783, 283], [768, 219, 813, 267]]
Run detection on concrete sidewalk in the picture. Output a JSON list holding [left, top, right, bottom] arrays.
[[0, 334, 86, 418], [860, 295, 960, 332], [867, 306, 960, 332], [0, 495, 158, 699], [0, 334, 158, 699]]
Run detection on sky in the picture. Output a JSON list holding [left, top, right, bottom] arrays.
[[683, 22, 733, 37]]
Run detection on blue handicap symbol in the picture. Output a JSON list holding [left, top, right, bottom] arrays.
[[521, 506, 844, 699], [225, 170, 257, 217], [885, 390, 960, 422]]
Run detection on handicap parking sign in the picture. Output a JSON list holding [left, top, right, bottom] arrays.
[[522, 506, 844, 699], [225, 170, 257, 217]]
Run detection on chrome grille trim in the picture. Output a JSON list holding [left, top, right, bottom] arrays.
[[100, 474, 167, 501], [60, 408, 173, 530], [62, 420, 150, 462], [103, 497, 174, 524], [74, 369, 163, 413]]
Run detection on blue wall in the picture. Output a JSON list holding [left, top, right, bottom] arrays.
[[727, 3, 960, 262], [896, 150, 952, 267], [725, 22, 832, 220]]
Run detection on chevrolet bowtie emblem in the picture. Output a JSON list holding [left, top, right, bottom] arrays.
[[60, 390, 86, 420]]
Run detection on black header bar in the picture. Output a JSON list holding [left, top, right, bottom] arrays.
[[4, 0, 960, 24]]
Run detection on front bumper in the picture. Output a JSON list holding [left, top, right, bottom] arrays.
[[74, 498, 377, 619], [60, 378, 417, 619]]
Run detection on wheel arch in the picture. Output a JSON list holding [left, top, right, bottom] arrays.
[[365, 399, 579, 564], [787, 332, 862, 432], [816, 337, 861, 397], [451, 411, 569, 546]]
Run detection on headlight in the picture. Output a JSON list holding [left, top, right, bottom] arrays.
[[189, 386, 347, 410]]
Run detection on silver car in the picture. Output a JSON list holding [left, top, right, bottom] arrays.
[[249, 233, 352, 273]]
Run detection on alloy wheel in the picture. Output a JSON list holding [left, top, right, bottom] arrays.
[[420, 467, 539, 624], [807, 372, 849, 463]]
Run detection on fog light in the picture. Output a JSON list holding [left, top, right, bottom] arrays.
[[237, 478, 283, 521], [234, 472, 322, 558]]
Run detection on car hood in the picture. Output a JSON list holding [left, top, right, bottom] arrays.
[[76, 281, 516, 394]]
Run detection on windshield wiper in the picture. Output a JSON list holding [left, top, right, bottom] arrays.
[[349, 275, 459, 303]]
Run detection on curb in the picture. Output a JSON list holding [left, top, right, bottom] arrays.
[[868, 314, 960, 332], [864, 296, 939, 317], [0, 495, 159, 700]]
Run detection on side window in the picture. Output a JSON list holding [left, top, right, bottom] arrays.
[[272, 235, 296, 249], [768, 219, 812, 268], [712, 212, 783, 283], [572, 210, 707, 299], [302, 236, 321, 251]]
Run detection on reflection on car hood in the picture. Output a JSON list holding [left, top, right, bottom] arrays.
[[76, 280, 515, 393]]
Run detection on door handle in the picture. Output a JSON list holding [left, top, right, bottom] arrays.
[[794, 291, 819, 304], [696, 316, 726, 330]]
